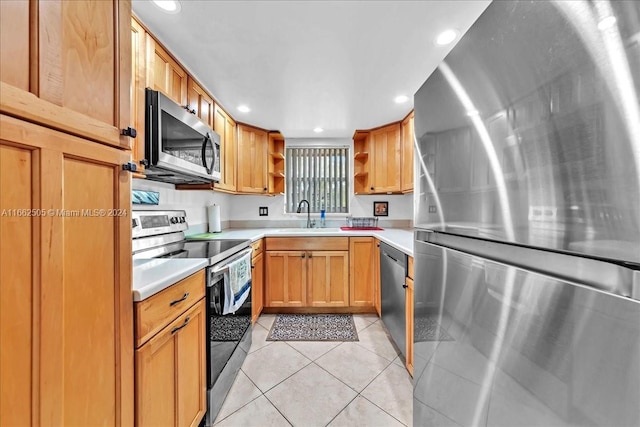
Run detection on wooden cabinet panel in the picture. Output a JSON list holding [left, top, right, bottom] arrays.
[[136, 299, 206, 427], [214, 105, 237, 192], [308, 251, 349, 307], [131, 17, 147, 174], [146, 36, 187, 106], [0, 0, 30, 91], [187, 78, 214, 128], [349, 237, 376, 307], [401, 111, 414, 193], [265, 237, 349, 251], [251, 251, 264, 322], [374, 239, 381, 317], [176, 300, 207, 427], [135, 270, 206, 348], [237, 124, 268, 193], [0, 144, 33, 426], [405, 276, 414, 376], [0, 0, 132, 149], [265, 251, 307, 307], [370, 123, 401, 193], [408, 256, 414, 279], [135, 324, 176, 427], [0, 114, 134, 426]]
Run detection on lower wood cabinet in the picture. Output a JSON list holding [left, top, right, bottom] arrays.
[[251, 250, 264, 322], [405, 275, 414, 376], [135, 272, 206, 427], [349, 237, 376, 307], [265, 251, 308, 307], [308, 251, 349, 307]]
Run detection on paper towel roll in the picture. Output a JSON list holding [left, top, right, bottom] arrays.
[[207, 205, 221, 233]]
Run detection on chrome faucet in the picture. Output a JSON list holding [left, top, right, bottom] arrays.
[[296, 199, 312, 228]]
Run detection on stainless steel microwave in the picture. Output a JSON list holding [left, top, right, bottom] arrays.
[[144, 88, 221, 184]]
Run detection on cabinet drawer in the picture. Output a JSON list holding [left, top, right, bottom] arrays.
[[408, 256, 414, 279], [251, 239, 263, 258], [265, 237, 349, 251], [135, 269, 205, 348]]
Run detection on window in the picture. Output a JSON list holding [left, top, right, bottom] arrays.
[[285, 147, 349, 213]]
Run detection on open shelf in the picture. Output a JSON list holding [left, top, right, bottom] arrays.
[[354, 151, 369, 160], [270, 152, 285, 160], [269, 171, 285, 178], [354, 171, 368, 178]]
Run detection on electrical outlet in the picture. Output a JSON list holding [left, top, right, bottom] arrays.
[[259, 207, 268, 216], [428, 205, 437, 213]]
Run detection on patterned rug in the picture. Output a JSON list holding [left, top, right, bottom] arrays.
[[414, 316, 455, 342], [266, 314, 359, 341]]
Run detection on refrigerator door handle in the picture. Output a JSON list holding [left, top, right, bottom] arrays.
[[633, 271, 640, 301]]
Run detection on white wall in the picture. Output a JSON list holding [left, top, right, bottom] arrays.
[[132, 179, 231, 231], [227, 193, 413, 221]]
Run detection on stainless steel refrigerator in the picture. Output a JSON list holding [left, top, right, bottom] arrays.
[[412, 1, 640, 426]]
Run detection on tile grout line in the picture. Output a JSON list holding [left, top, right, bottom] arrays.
[[358, 393, 409, 427], [212, 370, 264, 425], [413, 395, 463, 427]]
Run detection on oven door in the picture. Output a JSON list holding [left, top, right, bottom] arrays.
[[145, 88, 221, 183]]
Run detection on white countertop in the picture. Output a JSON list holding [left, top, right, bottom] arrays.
[[132, 258, 208, 302], [187, 228, 414, 256]]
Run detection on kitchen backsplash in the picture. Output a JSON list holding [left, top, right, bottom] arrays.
[[133, 179, 414, 231]]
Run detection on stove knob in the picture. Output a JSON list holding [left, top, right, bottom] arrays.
[[180, 217, 186, 223], [170, 217, 178, 224]]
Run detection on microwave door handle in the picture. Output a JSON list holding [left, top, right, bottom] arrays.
[[201, 134, 214, 174]]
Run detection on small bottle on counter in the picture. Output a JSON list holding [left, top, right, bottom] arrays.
[[320, 208, 326, 228]]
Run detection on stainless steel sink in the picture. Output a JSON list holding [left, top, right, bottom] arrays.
[[271, 228, 342, 233]]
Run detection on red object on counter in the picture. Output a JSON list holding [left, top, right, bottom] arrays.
[[340, 226, 384, 231]]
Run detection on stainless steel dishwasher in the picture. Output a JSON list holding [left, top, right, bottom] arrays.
[[380, 242, 408, 357]]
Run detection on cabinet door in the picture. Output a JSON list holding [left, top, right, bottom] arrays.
[[349, 237, 375, 307], [374, 240, 381, 317], [237, 124, 268, 193], [308, 251, 349, 307], [176, 300, 207, 427], [0, 115, 134, 426], [370, 123, 401, 193], [187, 78, 214, 128], [265, 251, 306, 307], [251, 251, 264, 322], [136, 300, 206, 427], [401, 112, 414, 193], [131, 17, 147, 174], [405, 276, 414, 376], [147, 35, 187, 106], [0, 0, 132, 149], [214, 105, 237, 192]]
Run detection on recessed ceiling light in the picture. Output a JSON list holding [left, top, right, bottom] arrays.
[[597, 15, 617, 31], [394, 95, 409, 104], [313, 127, 324, 133], [152, 0, 181, 13], [237, 105, 250, 113], [435, 29, 459, 46]]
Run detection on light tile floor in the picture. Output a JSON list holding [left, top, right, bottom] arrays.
[[214, 314, 413, 427]]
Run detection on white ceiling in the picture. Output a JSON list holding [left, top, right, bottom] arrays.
[[132, 0, 491, 138]]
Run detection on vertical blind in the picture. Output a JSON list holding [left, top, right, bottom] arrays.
[[286, 147, 349, 213]]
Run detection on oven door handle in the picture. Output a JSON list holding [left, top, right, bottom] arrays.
[[209, 247, 253, 278]]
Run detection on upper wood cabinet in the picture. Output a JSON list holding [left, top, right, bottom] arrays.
[[370, 123, 401, 193], [187, 77, 214, 128], [146, 35, 187, 107], [237, 123, 268, 193], [214, 104, 238, 193], [268, 132, 286, 195], [353, 131, 371, 194], [0, 115, 134, 426], [131, 17, 147, 175], [0, 0, 133, 149], [401, 111, 415, 193]]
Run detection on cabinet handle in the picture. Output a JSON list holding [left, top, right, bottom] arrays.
[[169, 292, 189, 306], [370, 187, 374, 190], [121, 127, 137, 138], [171, 316, 190, 334], [263, 187, 268, 191], [301, 253, 306, 258], [402, 283, 408, 289], [308, 253, 313, 258], [251, 265, 255, 269], [183, 105, 196, 115]]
